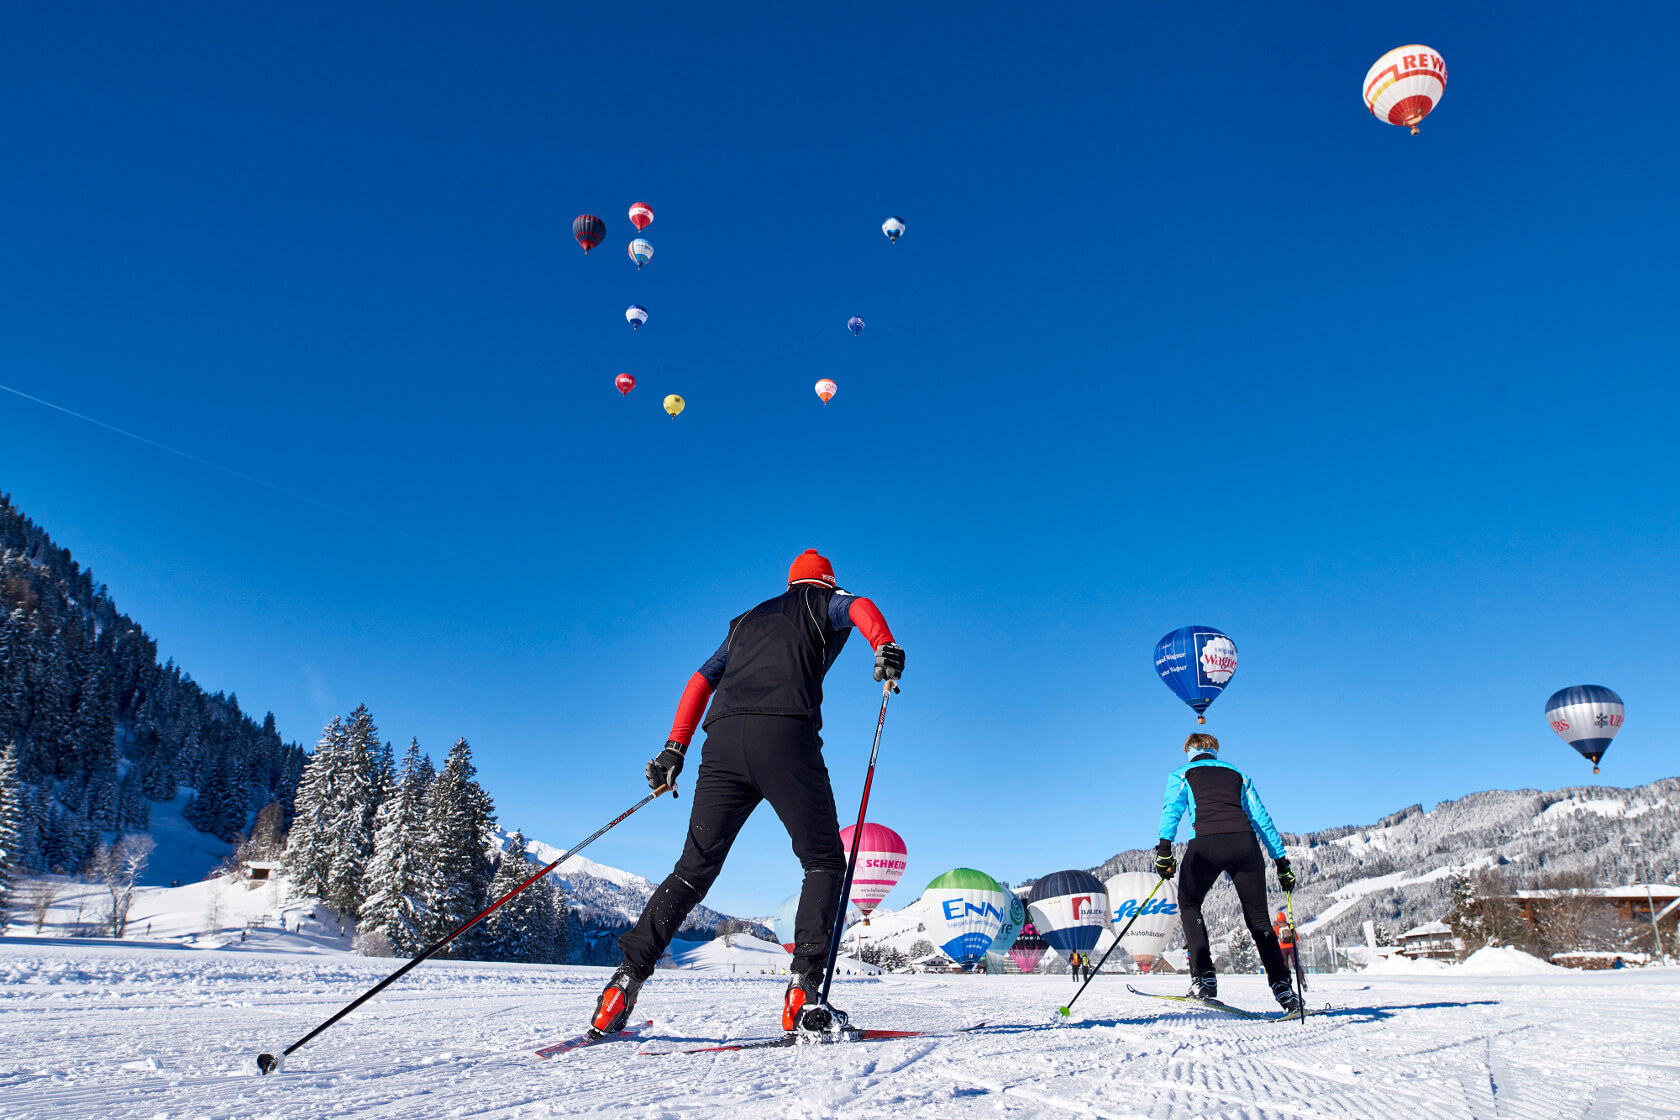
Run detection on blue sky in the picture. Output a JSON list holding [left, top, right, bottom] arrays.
[[2, 3, 1676, 916]]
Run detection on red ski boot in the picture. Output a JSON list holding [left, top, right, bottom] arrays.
[[591, 964, 645, 1036]]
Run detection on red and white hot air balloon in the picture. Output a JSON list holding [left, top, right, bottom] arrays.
[[628, 201, 654, 231], [1363, 45, 1447, 135], [815, 379, 837, 404], [839, 822, 906, 924], [614, 373, 635, 396]]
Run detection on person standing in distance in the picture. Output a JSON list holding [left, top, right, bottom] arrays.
[[590, 550, 905, 1036], [1154, 733, 1302, 1015]]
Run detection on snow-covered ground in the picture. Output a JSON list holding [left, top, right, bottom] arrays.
[[4, 939, 1678, 1119]]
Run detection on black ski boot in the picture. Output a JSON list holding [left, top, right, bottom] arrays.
[[1187, 973, 1217, 1001], [1272, 979, 1304, 1018], [590, 962, 645, 1036]]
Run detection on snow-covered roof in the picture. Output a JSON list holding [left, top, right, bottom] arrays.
[[1511, 884, 1679, 901], [242, 861, 282, 871], [1399, 921, 1452, 938]]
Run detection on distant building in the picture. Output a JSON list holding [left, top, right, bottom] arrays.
[[1509, 884, 1680, 937], [241, 860, 282, 886], [1396, 920, 1460, 960]]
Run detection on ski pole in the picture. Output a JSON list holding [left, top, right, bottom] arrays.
[[1059, 875, 1165, 1017], [818, 677, 897, 1007], [256, 783, 677, 1074], [1285, 890, 1308, 1025]]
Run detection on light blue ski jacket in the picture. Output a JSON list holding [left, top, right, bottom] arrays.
[[1157, 755, 1287, 859]]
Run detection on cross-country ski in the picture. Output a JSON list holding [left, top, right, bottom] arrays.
[[535, 1019, 654, 1058]]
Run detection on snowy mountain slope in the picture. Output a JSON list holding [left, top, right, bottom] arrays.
[[1093, 776, 1680, 946]]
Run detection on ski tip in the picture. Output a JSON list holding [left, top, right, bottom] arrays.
[[256, 1052, 282, 1075]]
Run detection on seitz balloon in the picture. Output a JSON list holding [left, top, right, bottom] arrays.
[[815, 379, 837, 405], [625, 305, 648, 331], [662, 393, 684, 418], [1363, 45, 1447, 135], [847, 316, 865, 336], [1028, 870, 1109, 963], [628, 239, 654, 269], [1545, 685, 1624, 774], [573, 214, 606, 253], [839, 822, 907, 924], [923, 868, 1007, 964], [881, 216, 906, 243], [614, 373, 635, 396], [772, 892, 800, 953], [1104, 871, 1179, 971], [628, 201, 654, 231], [1155, 625, 1238, 723]]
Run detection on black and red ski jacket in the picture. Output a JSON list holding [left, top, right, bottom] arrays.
[[666, 582, 895, 744]]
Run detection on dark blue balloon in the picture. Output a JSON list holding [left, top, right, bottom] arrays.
[[1027, 870, 1107, 956], [1155, 626, 1238, 720]]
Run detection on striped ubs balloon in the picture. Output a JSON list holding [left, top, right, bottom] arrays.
[[839, 822, 906, 923], [1545, 685, 1624, 773], [1363, 45, 1447, 135]]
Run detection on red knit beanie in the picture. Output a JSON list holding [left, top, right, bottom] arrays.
[[787, 549, 836, 588]]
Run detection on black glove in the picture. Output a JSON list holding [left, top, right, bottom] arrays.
[[1154, 839, 1176, 879], [873, 642, 905, 682], [1275, 858, 1296, 891], [646, 741, 686, 793]]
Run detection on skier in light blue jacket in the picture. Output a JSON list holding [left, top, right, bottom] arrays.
[[1155, 732, 1301, 1014]]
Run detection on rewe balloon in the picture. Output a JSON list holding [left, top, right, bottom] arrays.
[[628, 201, 654, 231], [923, 868, 1007, 964], [1155, 625, 1238, 723], [881, 216, 905, 244], [625, 304, 648, 331], [663, 393, 684, 418], [847, 316, 865, 336], [1104, 871, 1179, 971], [628, 239, 654, 269], [1028, 870, 1109, 962], [1363, 45, 1447, 135], [839, 822, 907, 923], [815, 379, 837, 405], [614, 373, 635, 396], [772, 892, 800, 953], [1545, 685, 1624, 774], [573, 214, 605, 254]]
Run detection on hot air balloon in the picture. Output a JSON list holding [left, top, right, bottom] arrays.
[[573, 214, 605, 254], [628, 201, 654, 231], [615, 373, 635, 396], [1009, 919, 1048, 973], [663, 394, 684, 418], [772, 892, 800, 953], [881, 216, 905, 243], [839, 823, 906, 924], [628, 239, 654, 268], [1028, 870, 1109, 964], [988, 889, 1027, 956], [1363, 45, 1447, 135], [1155, 625, 1238, 723], [923, 868, 1008, 965], [1104, 871, 1179, 972], [1546, 686, 1625, 773], [626, 305, 648, 331], [847, 316, 865, 336], [815, 379, 837, 405]]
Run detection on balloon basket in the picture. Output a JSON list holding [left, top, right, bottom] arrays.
[[1196, 716, 1206, 725]]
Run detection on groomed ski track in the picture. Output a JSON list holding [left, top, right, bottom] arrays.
[[4, 940, 1678, 1119]]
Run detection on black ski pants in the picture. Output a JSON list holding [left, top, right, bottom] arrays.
[[618, 714, 845, 979], [1176, 831, 1289, 987]]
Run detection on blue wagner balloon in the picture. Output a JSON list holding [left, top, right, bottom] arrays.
[[1155, 625, 1238, 722], [847, 316, 865, 336]]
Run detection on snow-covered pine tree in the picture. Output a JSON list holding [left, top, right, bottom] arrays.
[[1219, 927, 1262, 974], [425, 738, 496, 950], [359, 739, 439, 955], [478, 830, 566, 963], [0, 741, 23, 924], [116, 765, 151, 831], [322, 705, 383, 919], [283, 717, 346, 901]]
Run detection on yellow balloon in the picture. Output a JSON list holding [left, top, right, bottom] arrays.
[[663, 394, 685, 418]]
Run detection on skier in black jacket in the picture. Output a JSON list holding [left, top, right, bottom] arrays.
[[590, 550, 905, 1036]]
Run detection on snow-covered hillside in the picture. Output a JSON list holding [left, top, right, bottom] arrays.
[[1094, 776, 1680, 945], [5, 937, 1678, 1119]]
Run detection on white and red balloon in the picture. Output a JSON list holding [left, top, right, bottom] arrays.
[[1363, 45, 1447, 135], [839, 822, 906, 924]]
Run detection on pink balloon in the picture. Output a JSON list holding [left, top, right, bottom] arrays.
[[839, 822, 907, 921]]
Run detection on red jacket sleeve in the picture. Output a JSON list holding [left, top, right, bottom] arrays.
[[846, 597, 895, 649], [667, 672, 714, 747]]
